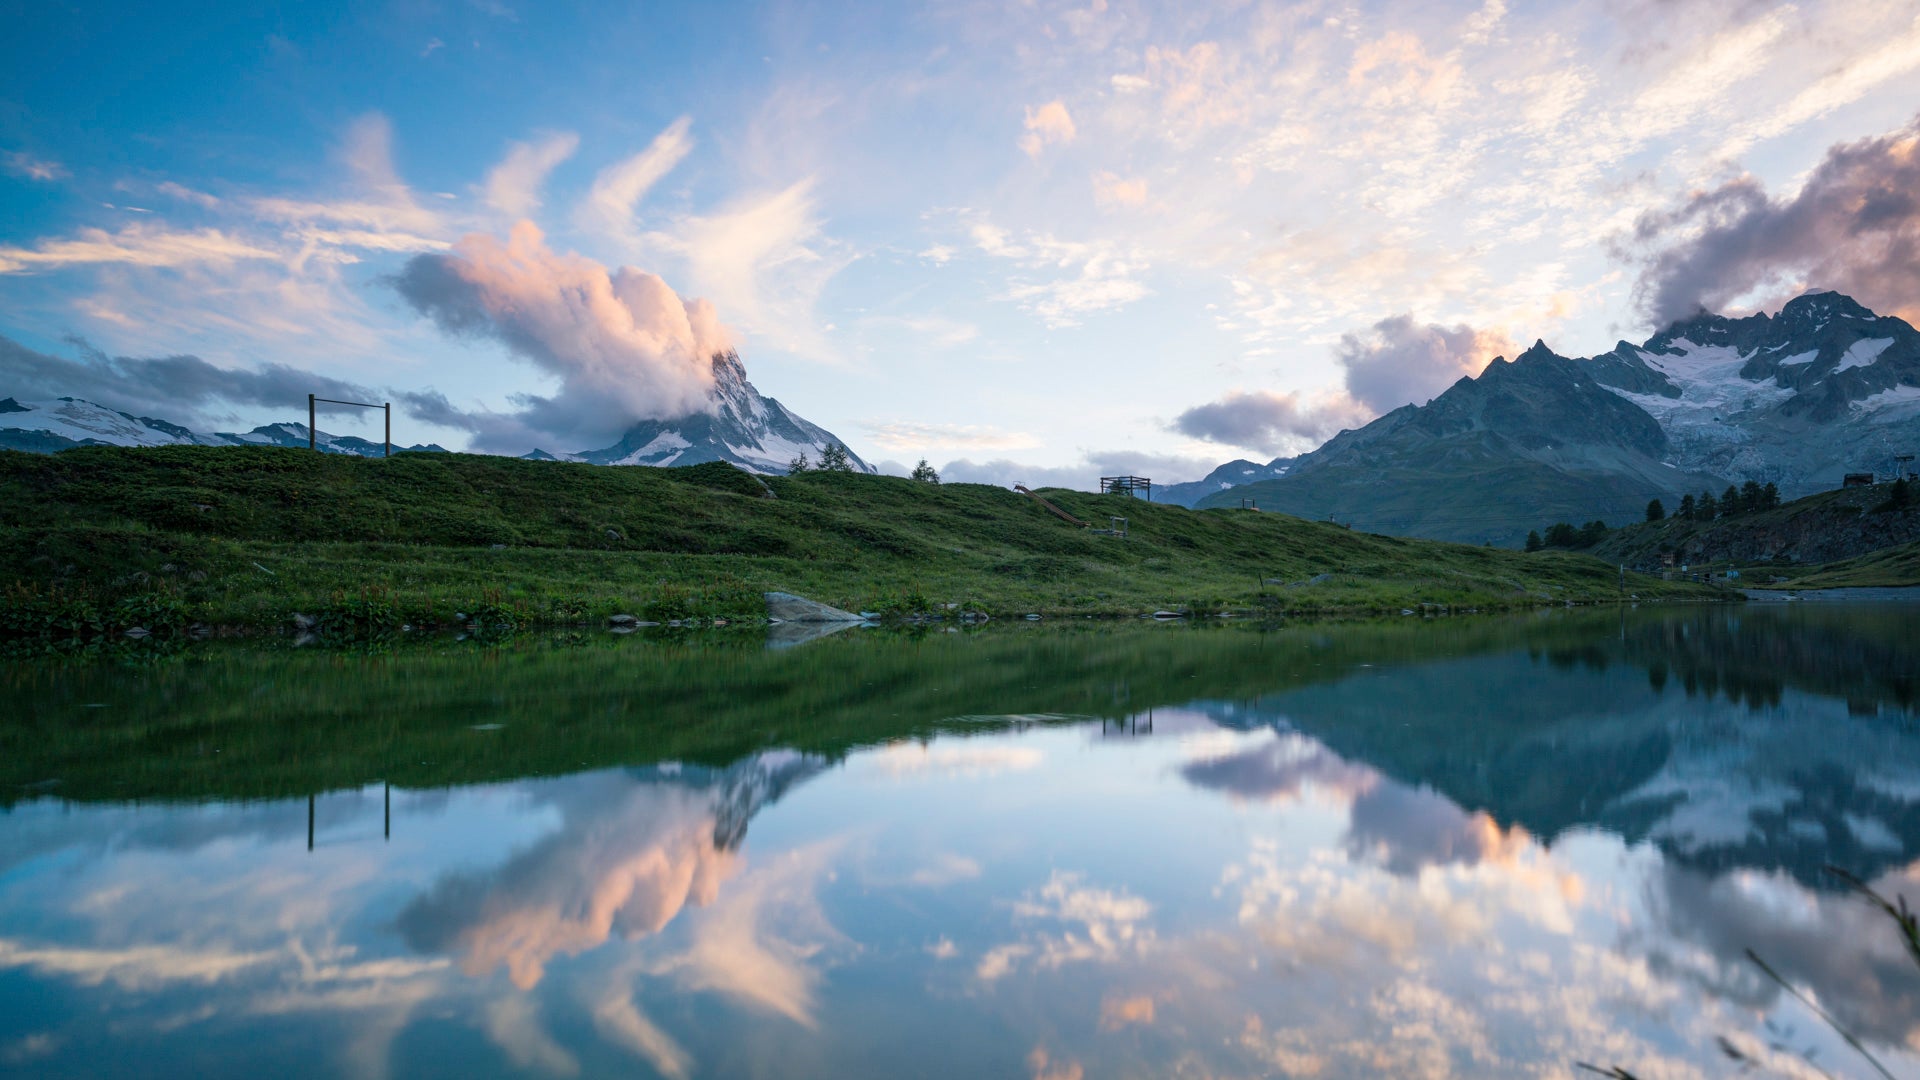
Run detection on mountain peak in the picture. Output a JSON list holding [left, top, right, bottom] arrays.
[[1777, 289, 1877, 324]]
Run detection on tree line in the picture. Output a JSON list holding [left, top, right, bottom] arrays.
[[1524, 480, 1784, 552]]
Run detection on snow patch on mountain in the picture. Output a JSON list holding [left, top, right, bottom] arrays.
[[1836, 337, 1894, 372]]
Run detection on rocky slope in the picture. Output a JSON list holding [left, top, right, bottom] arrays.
[[1198, 292, 1920, 546]]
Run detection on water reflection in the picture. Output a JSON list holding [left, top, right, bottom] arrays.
[[1, 604, 1916, 1077]]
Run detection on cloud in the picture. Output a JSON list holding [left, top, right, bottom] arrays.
[[482, 997, 579, 1077], [1019, 101, 1077, 158], [483, 132, 580, 218], [1092, 172, 1148, 209], [1170, 389, 1369, 456], [577, 117, 693, 239], [1171, 313, 1505, 454], [648, 181, 847, 363], [0, 224, 279, 274], [395, 775, 742, 990], [0, 333, 378, 424], [978, 871, 1155, 982], [3, 151, 66, 182], [391, 221, 731, 452], [862, 421, 1038, 453], [938, 449, 1219, 490], [1624, 116, 1920, 325], [868, 743, 1044, 777], [155, 182, 220, 209], [1180, 736, 1378, 805], [1333, 314, 1509, 413]]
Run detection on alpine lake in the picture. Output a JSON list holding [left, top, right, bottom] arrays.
[[2, 602, 1917, 1079]]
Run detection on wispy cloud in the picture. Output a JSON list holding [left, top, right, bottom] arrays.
[[482, 132, 580, 218], [0, 225, 279, 274], [3, 150, 66, 182]]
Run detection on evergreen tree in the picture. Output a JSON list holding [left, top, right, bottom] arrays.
[[1696, 490, 1718, 520], [910, 458, 940, 484], [1578, 519, 1609, 546], [786, 452, 811, 473], [1544, 522, 1579, 548], [818, 443, 854, 472], [1740, 479, 1763, 513], [1646, 498, 1665, 522], [1761, 481, 1781, 509], [1720, 484, 1741, 517], [1880, 476, 1913, 512], [1524, 530, 1543, 552], [1678, 493, 1696, 520]]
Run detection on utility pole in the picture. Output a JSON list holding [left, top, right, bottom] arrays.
[[308, 394, 316, 451]]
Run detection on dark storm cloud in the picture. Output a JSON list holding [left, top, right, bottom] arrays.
[[1625, 116, 1920, 326]]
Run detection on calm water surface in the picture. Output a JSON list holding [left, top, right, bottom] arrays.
[[2, 605, 1917, 1078]]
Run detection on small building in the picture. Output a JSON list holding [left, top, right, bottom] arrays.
[[1843, 472, 1875, 488]]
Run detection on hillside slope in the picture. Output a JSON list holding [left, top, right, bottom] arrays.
[[1588, 483, 1920, 569], [0, 445, 1721, 632]]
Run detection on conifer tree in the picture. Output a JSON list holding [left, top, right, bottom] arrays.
[[1646, 498, 1664, 522], [787, 452, 811, 473], [818, 443, 854, 472], [1524, 530, 1543, 552], [910, 458, 940, 483]]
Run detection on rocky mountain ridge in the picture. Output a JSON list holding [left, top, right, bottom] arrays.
[[1196, 292, 1920, 546]]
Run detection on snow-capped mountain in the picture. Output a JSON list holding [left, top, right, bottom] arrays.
[[1583, 291, 1920, 490], [1196, 291, 1920, 545], [529, 350, 871, 474], [1156, 456, 1295, 508], [0, 396, 447, 456]]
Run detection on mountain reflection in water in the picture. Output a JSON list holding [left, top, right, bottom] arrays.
[[0, 604, 1915, 1078]]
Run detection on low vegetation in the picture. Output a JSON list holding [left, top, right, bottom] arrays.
[[0, 445, 1728, 649]]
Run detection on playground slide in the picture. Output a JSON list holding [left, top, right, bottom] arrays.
[[1013, 485, 1090, 527]]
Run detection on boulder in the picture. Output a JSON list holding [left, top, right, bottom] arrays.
[[764, 591, 864, 623]]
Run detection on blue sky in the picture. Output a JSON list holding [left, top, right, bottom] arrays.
[[3, 0, 1919, 481]]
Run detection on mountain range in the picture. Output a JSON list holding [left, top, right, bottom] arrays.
[[0, 396, 450, 457], [1195, 292, 1920, 546], [0, 349, 870, 474]]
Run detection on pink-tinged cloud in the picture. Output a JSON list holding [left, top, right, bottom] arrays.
[[393, 221, 731, 450], [1626, 115, 1920, 325], [1020, 101, 1077, 158], [397, 781, 740, 990]]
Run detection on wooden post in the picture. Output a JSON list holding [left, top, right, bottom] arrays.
[[308, 394, 316, 451], [384, 402, 391, 458]]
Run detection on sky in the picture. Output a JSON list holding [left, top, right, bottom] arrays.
[[2, 0, 1919, 484]]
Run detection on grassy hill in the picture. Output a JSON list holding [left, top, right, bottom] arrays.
[[1581, 483, 1920, 581], [0, 445, 1725, 642]]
